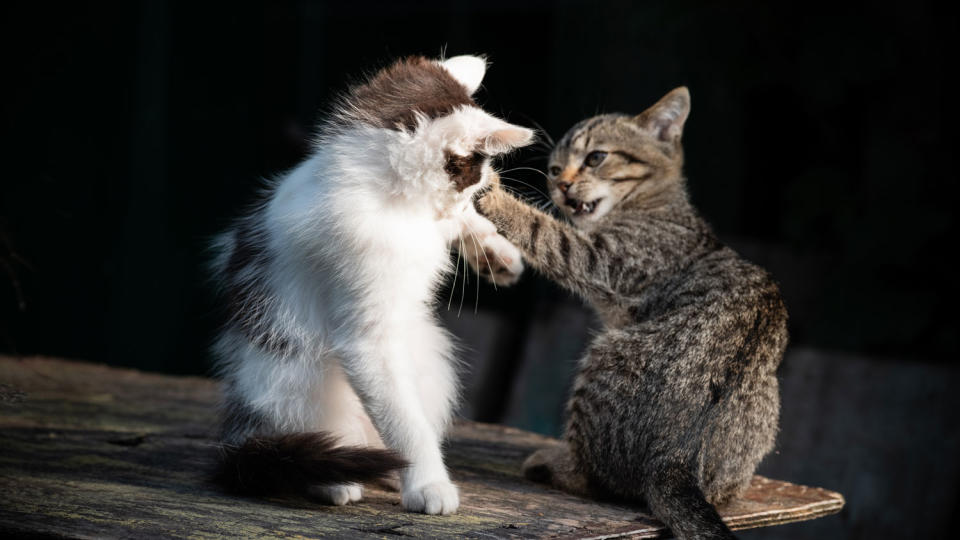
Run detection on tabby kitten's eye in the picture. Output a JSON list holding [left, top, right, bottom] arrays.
[[549, 165, 562, 177], [584, 151, 608, 168]]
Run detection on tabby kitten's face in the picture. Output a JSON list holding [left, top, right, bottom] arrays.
[[546, 87, 691, 225]]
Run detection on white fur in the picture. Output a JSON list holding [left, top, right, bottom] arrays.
[[213, 99, 531, 515], [440, 55, 487, 95]]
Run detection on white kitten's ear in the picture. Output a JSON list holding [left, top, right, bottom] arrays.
[[635, 86, 691, 143], [441, 55, 487, 95], [482, 123, 535, 155]]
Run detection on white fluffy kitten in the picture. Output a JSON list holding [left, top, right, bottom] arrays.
[[210, 55, 532, 516]]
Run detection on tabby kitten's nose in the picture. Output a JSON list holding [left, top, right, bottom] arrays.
[[556, 181, 572, 193]]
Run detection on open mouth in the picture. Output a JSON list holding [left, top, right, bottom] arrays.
[[565, 197, 603, 216]]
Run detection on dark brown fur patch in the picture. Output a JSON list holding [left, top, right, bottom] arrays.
[[444, 151, 486, 191], [215, 432, 407, 496], [222, 222, 296, 357], [339, 56, 475, 131]]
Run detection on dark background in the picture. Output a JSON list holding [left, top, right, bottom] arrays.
[[2, 1, 958, 538]]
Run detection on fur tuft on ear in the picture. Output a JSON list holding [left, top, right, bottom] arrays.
[[440, 55, 487, 95], [482, 125, 535, 155], [635, 87, 691, 144]]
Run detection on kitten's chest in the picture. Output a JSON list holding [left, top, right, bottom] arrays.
[[355, 209, 450, 287]]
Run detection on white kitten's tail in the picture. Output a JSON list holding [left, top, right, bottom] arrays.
[[215, 432, 407, 496]]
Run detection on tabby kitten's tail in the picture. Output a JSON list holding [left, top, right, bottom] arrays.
[[644, 464, 736, 539], [214, 432, 407, 496]]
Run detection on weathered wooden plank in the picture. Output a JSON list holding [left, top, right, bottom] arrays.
[[0, 356, 843, 538]]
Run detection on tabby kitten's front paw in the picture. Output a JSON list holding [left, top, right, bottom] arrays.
[[473, 186, 504, 221], [464, 232, 524, 286]]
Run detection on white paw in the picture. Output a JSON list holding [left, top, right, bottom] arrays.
[[310, 483, 363, 506], [465, 233, 524, 287], [402, 480, 460, 515]]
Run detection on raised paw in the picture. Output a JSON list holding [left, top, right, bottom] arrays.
[[401, 480, 460, 515], [465, 233, 524, 287], [309, 482, 363, 506]]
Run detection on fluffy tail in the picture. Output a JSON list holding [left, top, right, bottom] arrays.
[[644, 464, 736, 540], [215, 432, 407, 496]]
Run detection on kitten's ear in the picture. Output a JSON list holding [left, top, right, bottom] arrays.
[[482, 123, 535, 155], [440, 55, 487, 95], [635, 87, 690, 144]]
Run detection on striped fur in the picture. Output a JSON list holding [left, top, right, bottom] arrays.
[[477, 87, 786, 539]]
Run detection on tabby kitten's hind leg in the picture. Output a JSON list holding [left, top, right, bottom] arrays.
[[522, 442, 590, 497]]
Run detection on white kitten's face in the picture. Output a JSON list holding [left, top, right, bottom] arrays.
[[391, 106, 531, 216], [430, 106, 533, 192], [334, 54, 533, 209], [430, 57, 533, 199], [383, 56, 533, 208]]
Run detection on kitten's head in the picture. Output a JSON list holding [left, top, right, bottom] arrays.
[[333, 55, 533, 211], [546, 87, 690, 225]]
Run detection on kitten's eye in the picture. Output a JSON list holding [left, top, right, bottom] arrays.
[[584, 151, 607, 168], [548, 165, 562, 177]]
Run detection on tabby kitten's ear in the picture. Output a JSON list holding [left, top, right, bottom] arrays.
[[440, 55, 487, 95], [635, 86, 691, 144]]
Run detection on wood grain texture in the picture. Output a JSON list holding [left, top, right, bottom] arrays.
[[0, 356, 844, 538]]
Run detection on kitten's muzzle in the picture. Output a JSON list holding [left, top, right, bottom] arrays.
[[564, 196, 602, 216]]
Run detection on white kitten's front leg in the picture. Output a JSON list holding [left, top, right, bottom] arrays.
[[456, 206, 524, 286], [339, 337, 459, 515]]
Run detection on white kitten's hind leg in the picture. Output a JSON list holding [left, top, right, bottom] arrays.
[[308, 483, 363, 505], [307, 360, 385, 506]]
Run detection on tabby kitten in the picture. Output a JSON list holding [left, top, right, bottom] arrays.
[[476, 87, 787, 538]]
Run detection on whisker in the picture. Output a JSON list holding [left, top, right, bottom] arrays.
[[515, 112, 556, 148], [471, 229, 481, 314], [498, 175, 557, 210], [449, 234, 463, 311], [458, 234, 467, 317], [462, 219, 508, 281], [500, 166, 551, 181], [501, 185, 552, 213], [521, 152, 550, 165], [462, 221, 500, 290]]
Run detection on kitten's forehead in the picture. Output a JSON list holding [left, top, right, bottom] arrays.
[[339, 56, 475, 132], [552, 114, 649, 160], [554, 115, 626, 154]]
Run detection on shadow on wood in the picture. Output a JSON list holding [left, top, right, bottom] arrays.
[[0, 357, 843, 538]]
